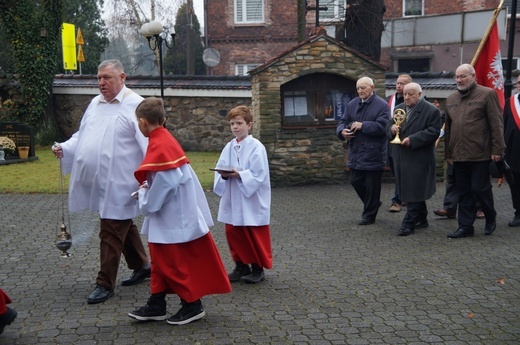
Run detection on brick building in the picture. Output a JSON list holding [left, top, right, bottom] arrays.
[[204, 0, 305, 76], [205, 0, 520, 77]]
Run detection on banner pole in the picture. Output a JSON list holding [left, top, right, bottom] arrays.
[[471, 0, 505, 66]]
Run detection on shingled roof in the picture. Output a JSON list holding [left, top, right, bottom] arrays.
[[53, 74, 252, 91], [385, 71, 457, 91], [52, 72, 459, 94]]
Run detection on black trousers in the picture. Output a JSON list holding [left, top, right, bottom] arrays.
[[442, 163, 458, 212], [453, 161, 496, 230], [350, 169, 383, 221], [509, 170, 520, 216], [402, 201, 427, 229]]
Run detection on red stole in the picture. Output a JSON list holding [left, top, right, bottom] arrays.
[[135, 127, 189, 185], [510, 95, 520, 130]]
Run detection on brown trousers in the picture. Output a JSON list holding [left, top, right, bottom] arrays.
[[96, 219, 148, 290]]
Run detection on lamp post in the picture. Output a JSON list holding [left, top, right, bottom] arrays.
[[140, 21, 176, 99]]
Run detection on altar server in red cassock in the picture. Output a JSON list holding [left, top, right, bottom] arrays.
[[0, 288, 16, 335], [213, 105, 273, 284], [128, 97, 231, 326]]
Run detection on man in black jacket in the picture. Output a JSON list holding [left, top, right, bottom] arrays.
[[503, 75, 520, 227]]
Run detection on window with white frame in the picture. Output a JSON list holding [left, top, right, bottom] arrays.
[[235, 0, 264, 24], [320, 0, 346, 21], [403, 0, 423, 16], [235, 64, 261, 76]]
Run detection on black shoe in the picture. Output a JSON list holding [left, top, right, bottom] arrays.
[[228, 262, 251, 282], [358, 218, 375, 225], [122, 267, 151, 286], [167, 300, 205, 325], [508, 215, 520, 227], [484, 221, 496, 236], [87, 284, 114, 304], [0, 307, 17, 335], [128, 295, 167, 321], [447, 228, 474, 239], [415, 219, 429, 229], [397, 227, 414, 236], [240, 264, 265, 284]]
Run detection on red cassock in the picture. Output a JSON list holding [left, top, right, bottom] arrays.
[[149, 232, 231, 302], [225, 224, 273, 269], [0, 289, 12, 314]]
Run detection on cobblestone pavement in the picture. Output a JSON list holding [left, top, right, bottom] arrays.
[[1, 181, 519, 345]]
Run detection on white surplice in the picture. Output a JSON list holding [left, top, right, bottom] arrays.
[[213, 135, 271, 226], [138, 165, 213, 244], [60, 87, 147, 219]]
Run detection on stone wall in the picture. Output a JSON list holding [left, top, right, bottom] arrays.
[[52, 94, 251, 152], [251, 33, 387, 186]]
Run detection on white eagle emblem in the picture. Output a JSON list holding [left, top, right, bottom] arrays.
[[487, 51, 504, 91]]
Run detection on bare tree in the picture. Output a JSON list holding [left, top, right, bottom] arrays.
[[102, 0, 182, 72], [343, 0, 386, 62]]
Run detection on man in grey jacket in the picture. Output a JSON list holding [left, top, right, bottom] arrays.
[[444, 63, 505, 238]]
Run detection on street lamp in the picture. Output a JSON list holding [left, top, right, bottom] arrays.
[[140, 21, 176, 99]]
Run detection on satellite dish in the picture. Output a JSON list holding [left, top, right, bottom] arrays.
[[203, 48, 221, 67]]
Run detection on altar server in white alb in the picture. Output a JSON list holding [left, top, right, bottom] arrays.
[[128, 97, 231, 325], [213, 105, 273, 284], [52, 59, 151, 305]]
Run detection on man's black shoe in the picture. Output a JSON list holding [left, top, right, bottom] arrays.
[[87, 284, 114, 304], [447, 228, 474, 239], [122, 267, 151, 286], [397, 227, 414, 236], [484, 221, 496, 236], [415, 219, 429, 229], [0, 307, 17, 335], [508, 215, 520, 227], [358, 218, 375, 225]]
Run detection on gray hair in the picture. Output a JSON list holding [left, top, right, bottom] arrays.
[[457, 63, 475, 75], [98, 59, 125, 73]]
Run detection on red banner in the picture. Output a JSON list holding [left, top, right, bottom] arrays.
[[473, 22, 505, 109]]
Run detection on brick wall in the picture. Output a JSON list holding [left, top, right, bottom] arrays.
[[206, 0, 301, 75]]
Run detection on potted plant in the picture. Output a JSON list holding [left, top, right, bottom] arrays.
[[0, 136, 16, 158]]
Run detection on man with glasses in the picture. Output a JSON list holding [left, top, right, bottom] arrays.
[[444, 64, 505, 238]]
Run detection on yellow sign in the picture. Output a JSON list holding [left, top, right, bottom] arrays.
[[77, 45, 85, 62], [61, 23, 77, 70], [76, 28, 84, 45]]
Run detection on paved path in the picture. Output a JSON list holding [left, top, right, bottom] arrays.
[[1, 182, 519, 344]]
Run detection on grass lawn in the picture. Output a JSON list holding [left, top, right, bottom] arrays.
[[0, 146, 220, 193]]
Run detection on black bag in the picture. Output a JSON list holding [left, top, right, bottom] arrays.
[[489, 159, 515, 185]]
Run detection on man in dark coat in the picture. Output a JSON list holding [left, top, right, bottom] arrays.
[[386, 82, 441, 236], [337, 76, 390, 226], [503, 75, 520, 227]]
